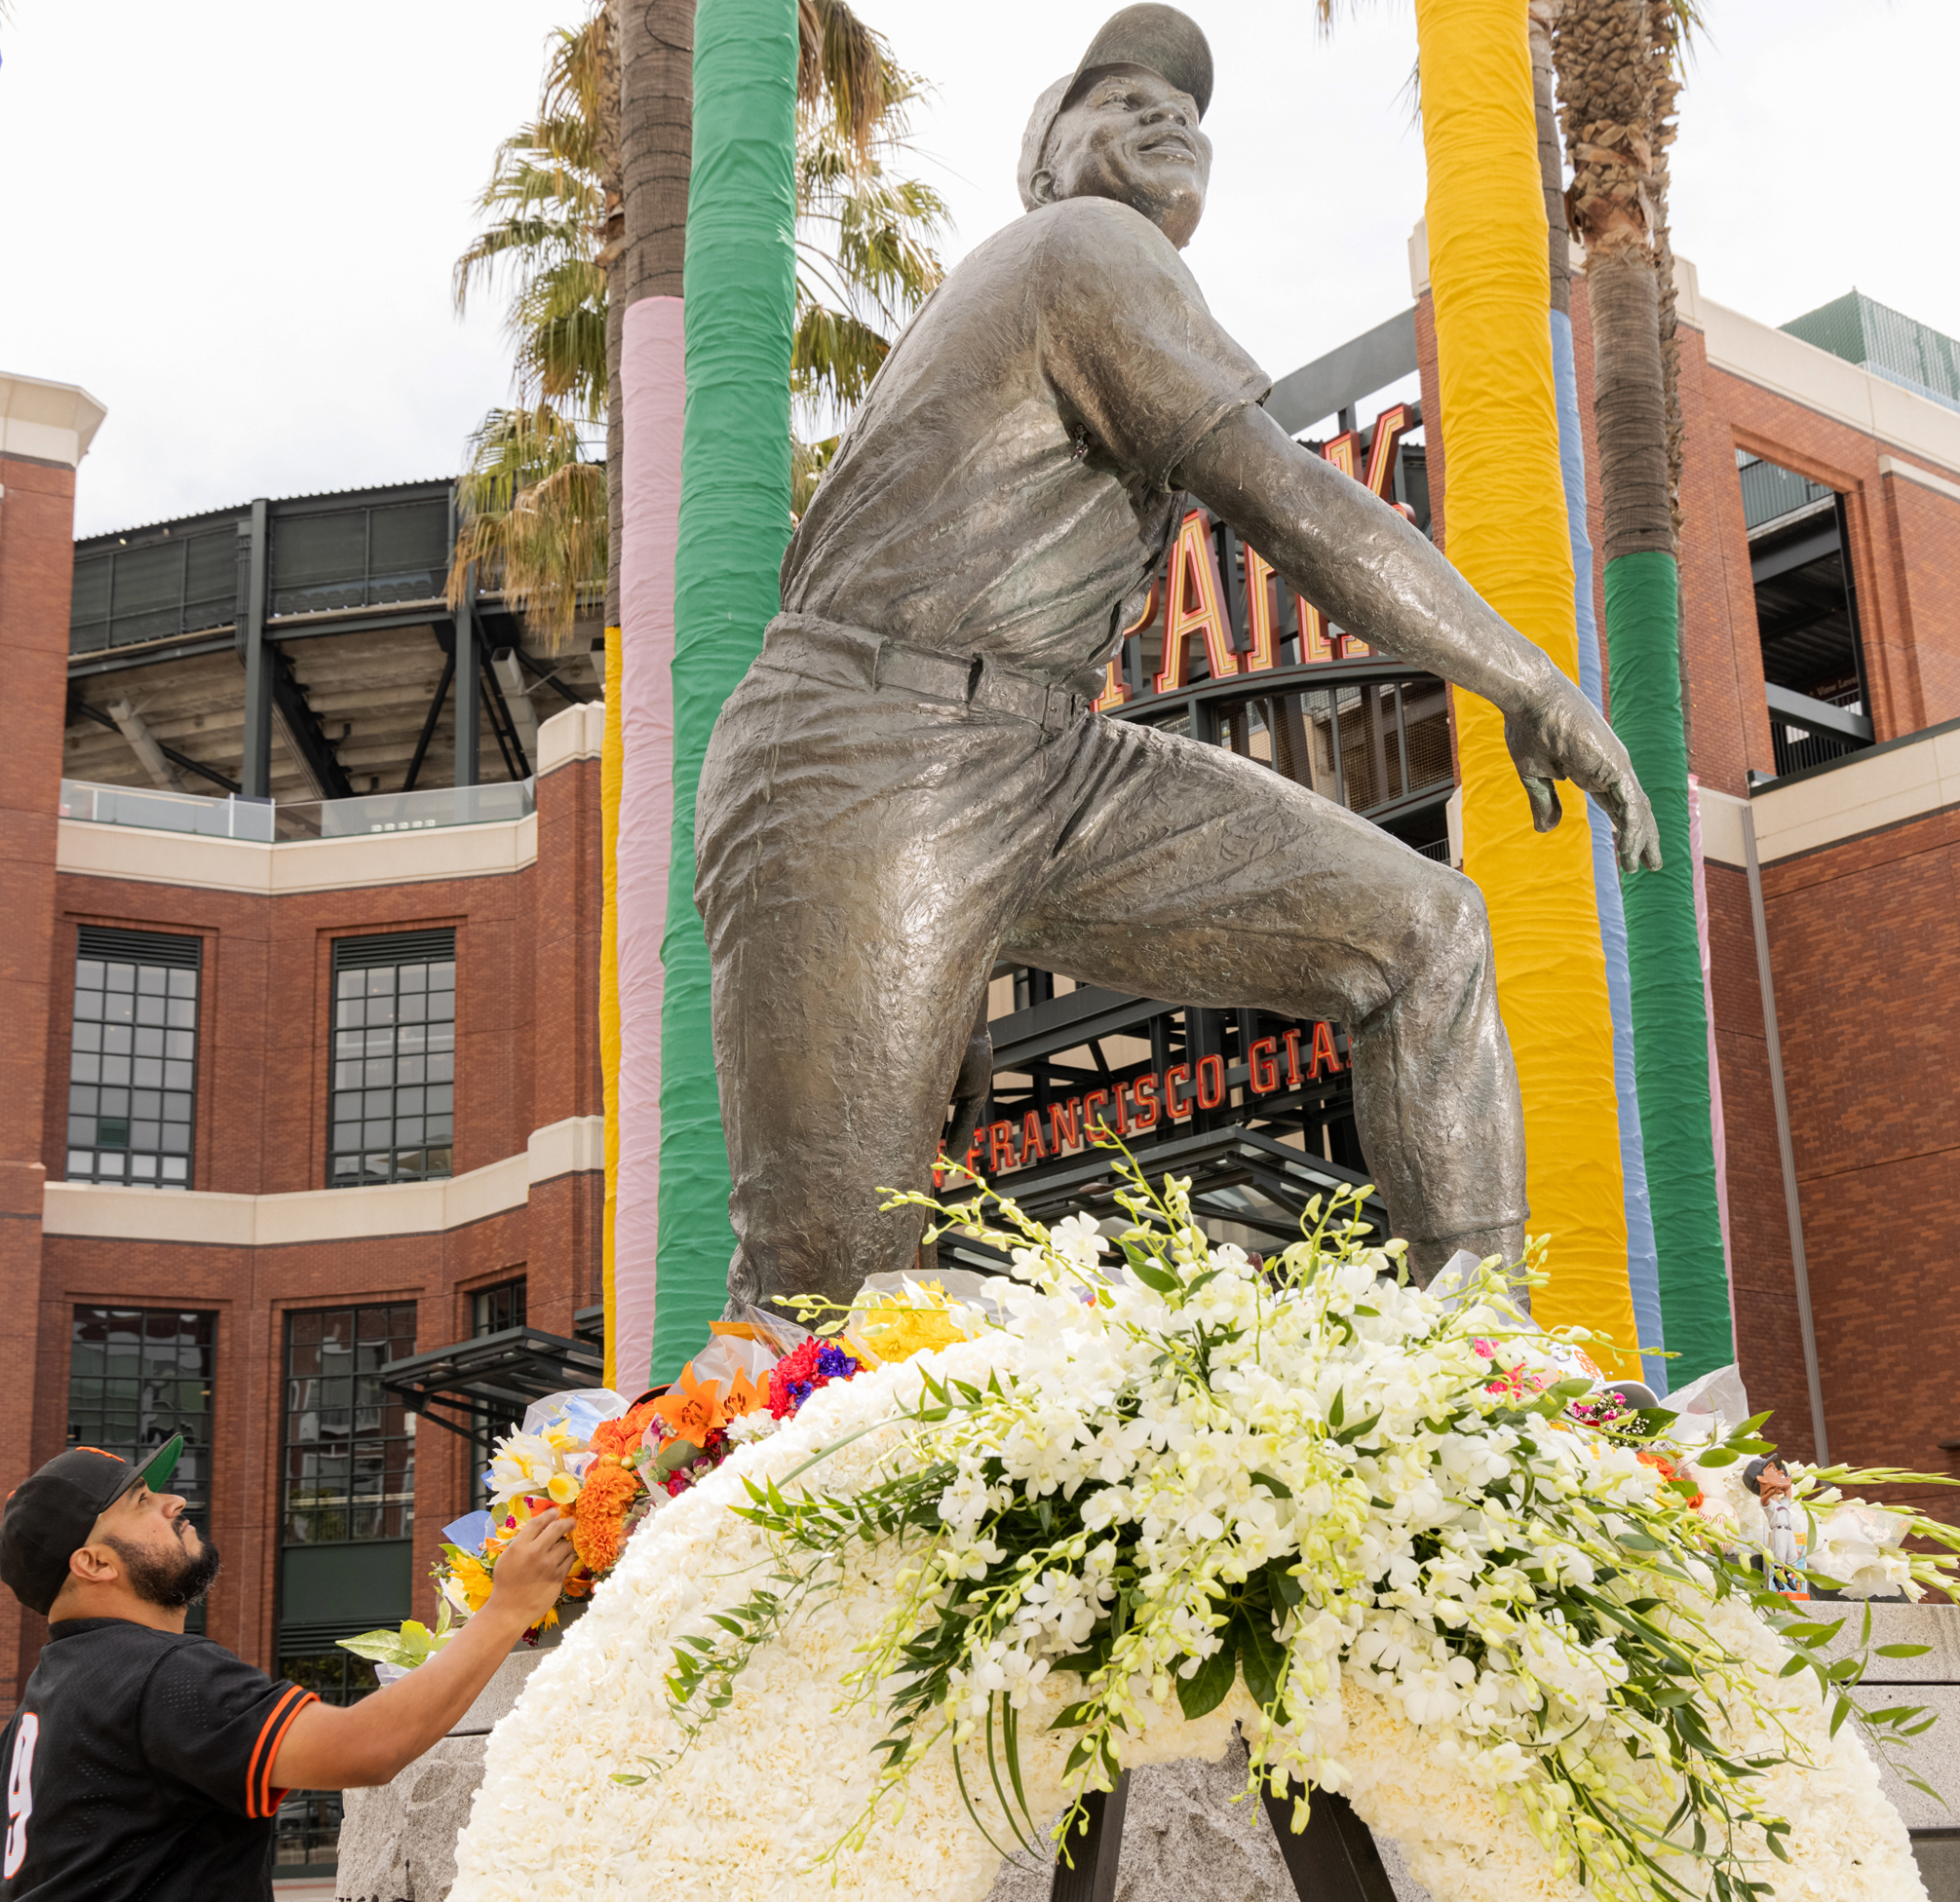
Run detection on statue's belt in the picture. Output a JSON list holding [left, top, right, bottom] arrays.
[[761, 614, 1103, 734]]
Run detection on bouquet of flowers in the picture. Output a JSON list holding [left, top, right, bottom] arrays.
[[450, 1154, 1958, 1902], [340, 1291, 975, 1673]]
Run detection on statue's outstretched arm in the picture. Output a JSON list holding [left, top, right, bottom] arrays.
[[1175, 403, 1662, 874]]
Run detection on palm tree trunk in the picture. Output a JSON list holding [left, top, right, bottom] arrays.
[[1532, 0, 1667, 1388], [608, 0, 697, 1392], [1556, 0, 1731, 1386], [654, 0, 797, 1380]]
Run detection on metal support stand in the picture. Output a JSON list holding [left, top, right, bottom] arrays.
[[1044, 1772, 1393, 1902], [1259, 1786, 1399, 1902], [1048, 1773, 1129, 1902]]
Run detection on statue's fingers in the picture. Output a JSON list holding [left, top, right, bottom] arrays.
[[1520, 774, 1561, 832]]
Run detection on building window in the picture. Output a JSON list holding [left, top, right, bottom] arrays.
[[472, 1276, 527, 1337], [327, 930, 455, 1188], [66, 927, 201, 1188], [270, 1650, 375, 1873], [68, 1306, 215, 1631], [282, 1305, 417, 1545]]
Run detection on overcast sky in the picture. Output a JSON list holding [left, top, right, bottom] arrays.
[[2, 0, 1950, 538]]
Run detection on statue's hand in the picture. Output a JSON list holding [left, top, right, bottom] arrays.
[[1503, 672, 1663, 874]]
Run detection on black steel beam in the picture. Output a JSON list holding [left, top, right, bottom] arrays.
[[65, 696, 242, 795], [266, 606, 453, 641], [479, 643, 529, 779], [402, 648, 455, 794], [514, 645, 596, 707], [454, 572, 481, 789], [67, 633, 238, 677], [271, 649, 356, 800], [987, 985, 1150, 1071], [1750, 522, 1841, 585], [237, 501, 273, 800]]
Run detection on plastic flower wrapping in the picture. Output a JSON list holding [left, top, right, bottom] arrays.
[[448, 1158, 1958, 1902]]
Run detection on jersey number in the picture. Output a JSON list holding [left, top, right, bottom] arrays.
[[4, 1713, 37, 1877]]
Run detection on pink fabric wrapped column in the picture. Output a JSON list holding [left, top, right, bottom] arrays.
[[614, 294, 687, 1394]]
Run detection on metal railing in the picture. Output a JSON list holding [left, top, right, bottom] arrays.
[[58, 779, 276, 841], [58, 777, 534, 842], [279, 780, 535, 839]]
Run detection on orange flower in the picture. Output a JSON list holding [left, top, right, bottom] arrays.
[[1637, 1448, 1706, 1510], [722, 1365, 763, 1421], [572, 1455, 643, 1574], [651, 1364, 727, 1448], [590, 1394, 663, 1461]]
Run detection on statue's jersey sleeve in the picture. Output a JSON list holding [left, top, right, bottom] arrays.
[[1032, 197, 1272, 492]]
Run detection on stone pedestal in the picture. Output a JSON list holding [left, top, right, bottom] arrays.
[[333, 1649, 546, 1902]]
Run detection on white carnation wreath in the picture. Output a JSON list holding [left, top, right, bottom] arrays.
[[450, 1172, 1945, 1902]]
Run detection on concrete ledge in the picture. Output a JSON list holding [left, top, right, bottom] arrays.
[[56, 810, 539, 895], [42, 1115, 603, 1243], [1749, 721, 1960, 863]]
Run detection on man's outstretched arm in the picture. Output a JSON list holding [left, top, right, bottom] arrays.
[[1174, 403, 1663, 873]]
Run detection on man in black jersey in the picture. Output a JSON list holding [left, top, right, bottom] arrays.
[[0, 1436, 574, 1899]]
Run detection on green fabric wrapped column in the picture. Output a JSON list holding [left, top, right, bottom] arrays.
[[653, 0, 797, 1381], [1606, 549, 1732, 1382]]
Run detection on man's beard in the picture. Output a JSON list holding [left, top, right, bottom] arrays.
[[105, 1520, 222, 1610]]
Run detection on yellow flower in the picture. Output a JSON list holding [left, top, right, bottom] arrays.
[[448, 1550, 495, 1614], [547, 1470, 583, 1505], [857, 1288, 967, 1364]]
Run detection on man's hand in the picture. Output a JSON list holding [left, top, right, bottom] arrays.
[[483, 1505, 579, 1627], [1503, 669, 1663, 874]]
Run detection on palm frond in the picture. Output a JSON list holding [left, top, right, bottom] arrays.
[[448, 408, 605, 653]]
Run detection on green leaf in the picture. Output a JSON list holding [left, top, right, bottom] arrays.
[[1175, 1642, 1240, 1722], [1249, 1470, 1293, 1499], [1129, 1261, 1180, 1295], [1874, 1643, 1932, 1658], [1239, 1615, 1287, 1712]]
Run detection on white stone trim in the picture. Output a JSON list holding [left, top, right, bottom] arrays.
[[56, 809, 538, 894], [1746, 725, 1960, 864], [1671, 257, 1960, 481], [0, 373, 106, 468], [1696, 785, 1749, 869], [535, 699, 606, 778], [1878, 453, 1960, 505], [41, 1115, 603, 1244]]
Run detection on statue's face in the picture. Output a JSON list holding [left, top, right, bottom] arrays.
[[1032, 63, 1211, 248]]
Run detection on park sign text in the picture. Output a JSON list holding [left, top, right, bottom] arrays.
[[955, 1018, 1347, 1180], [1096, 401, 1418, 709]]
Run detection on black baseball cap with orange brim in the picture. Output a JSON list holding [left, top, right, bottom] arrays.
[[0, 1436, 184, 1617]]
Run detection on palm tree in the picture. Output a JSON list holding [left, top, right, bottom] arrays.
[[1552, 0, 1730, 1384], [448, 0, 944, 634]]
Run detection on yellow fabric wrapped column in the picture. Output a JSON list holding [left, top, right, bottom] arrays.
[[599, 629, 624, 1390], [1413, 0, 1635, 1369]]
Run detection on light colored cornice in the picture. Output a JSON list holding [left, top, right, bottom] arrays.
[[0, 373, 106, 469], [41, 1114, 603, 1245], [57, 808, 539, 894], [1672, 257, 1960, 480]]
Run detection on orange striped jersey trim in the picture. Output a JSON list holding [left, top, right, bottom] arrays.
[[246, 1685, 317, 1818]]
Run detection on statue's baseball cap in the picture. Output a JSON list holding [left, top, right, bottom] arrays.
[[0, 1436, 183, 1616], [1018, 4, 1215, 210]]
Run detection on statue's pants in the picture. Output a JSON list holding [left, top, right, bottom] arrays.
[[697, 615, 1526, 1308]]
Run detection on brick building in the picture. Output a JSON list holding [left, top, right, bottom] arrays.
[[1, 246, 1956, 1870]]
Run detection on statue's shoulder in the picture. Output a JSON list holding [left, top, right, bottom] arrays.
[[954, 199, 1182, 295]]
